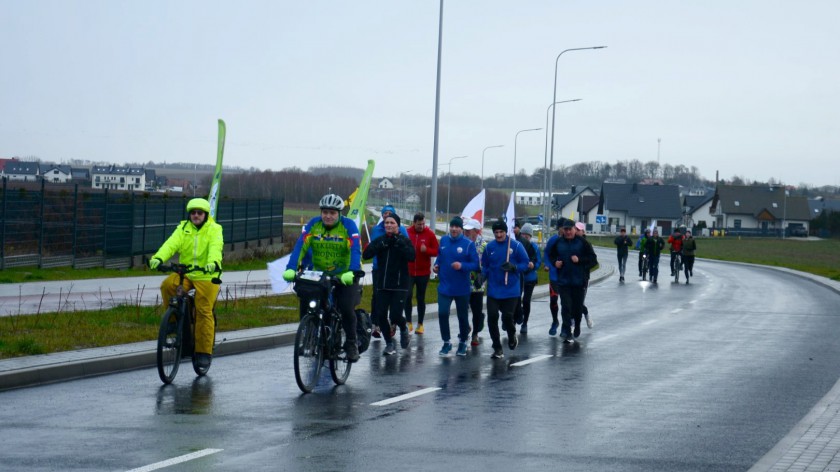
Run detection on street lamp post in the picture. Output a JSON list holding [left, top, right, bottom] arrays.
[[513, 128, 542, 211], [429, 0, 445, 228], [547, 46, 606, 226], [444, 155, 467, 222], [542, 99, 581, 227], [481, 145, 504, 189]]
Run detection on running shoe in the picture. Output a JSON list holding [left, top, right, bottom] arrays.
[[456, 342, 468, 357], [491, 348, 504, 359], [372, 325, 381, 339], [549, 321, 559, 336], [439, 342, 453, 356], [508, 334, 518, 350], [415, 323, 425, 334], [585, 314, 593, 329], [407, 322, 413, 333], [520, 323, 528, 334], [471, 334, 480, 347], [400, 329, 411, 349], [383, 340, 397, 356]]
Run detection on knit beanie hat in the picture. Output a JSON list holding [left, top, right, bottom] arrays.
[[449, 216, 463, 228]]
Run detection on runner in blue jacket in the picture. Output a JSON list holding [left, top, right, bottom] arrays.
[[433, 217, 480, 357], [481, 220, 530, 359]]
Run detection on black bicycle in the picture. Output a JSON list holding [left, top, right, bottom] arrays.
[[673, 252, 683, 284], [291, 270, 364, 394], [155, 263, 218, 384], [640, 253, 649, 281]]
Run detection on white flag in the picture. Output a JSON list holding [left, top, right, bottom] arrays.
[[267, 254, 294, 294], [504, 192, 516, 239], [461, 189, 486, 228]]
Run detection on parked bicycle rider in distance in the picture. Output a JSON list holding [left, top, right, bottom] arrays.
[[283, 193, 363, 362], [149, 198, 223, 370]]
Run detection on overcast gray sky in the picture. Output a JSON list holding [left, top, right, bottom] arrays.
[[2, 1, 839, 187]]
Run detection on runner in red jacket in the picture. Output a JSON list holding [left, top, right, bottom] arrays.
[[404, 212, 440, 334]]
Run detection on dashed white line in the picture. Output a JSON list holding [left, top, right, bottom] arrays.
[[593, 334, 618, 343], [642, 319, 658, 326], [370, 387, 441, 406], [126, 448, 223, 472], [671, 308, 683, 314], [511, 354, 553, 367]]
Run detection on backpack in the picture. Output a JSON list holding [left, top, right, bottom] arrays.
[[355, 308, 373, 354]]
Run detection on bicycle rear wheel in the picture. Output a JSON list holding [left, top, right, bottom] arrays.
[[157, 307, 183, 384], [294, 314, 323, 393], [329, 316, 352, 386]]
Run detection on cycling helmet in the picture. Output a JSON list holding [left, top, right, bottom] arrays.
[[319, 193, 345, 211], [186, 198, 211, 213]]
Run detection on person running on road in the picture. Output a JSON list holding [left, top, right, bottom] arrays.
[[614, 227, 633, 282], [668, 228, 684, 276], [463, 218, 488, 346], [575, 222, 598, 330], [518, 223, 541, 334], [405, 212, 439, 335], [546, 218, 596, 341], [682, 229, 697, 284], [283, 193, 363, 362], [433, 217, 479, 357], [544, 221, 562, 335], [644, 229, 666, 284], [369, 205, 409, 339], [362, 213, 415, 355], [482, 220, 530, 358], [149, 197, 223, 371]]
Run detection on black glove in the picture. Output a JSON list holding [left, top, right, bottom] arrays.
[[501, 261, 516, 273]]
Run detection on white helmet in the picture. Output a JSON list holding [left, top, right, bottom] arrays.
[[319, 193, 345, 211]]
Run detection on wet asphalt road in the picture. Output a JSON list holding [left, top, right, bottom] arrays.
[[1, 257, 839, 471]]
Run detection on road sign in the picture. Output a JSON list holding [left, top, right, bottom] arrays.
[[595, 215, 607, 224]]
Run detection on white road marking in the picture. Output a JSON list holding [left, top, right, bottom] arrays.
[[126, 449, 223, 472], [689, 299, 698, 304], [642, 319, 658, 326], [371, 387, 441, 406], [511, 354, 553, 367], [592, 334, 618, 343], [671, 308, 683, 314]]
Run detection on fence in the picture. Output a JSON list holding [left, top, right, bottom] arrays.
[[0, 180, 284, 269]]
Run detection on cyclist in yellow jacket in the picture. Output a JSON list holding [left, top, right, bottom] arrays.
[[149, 198, 223, 370]]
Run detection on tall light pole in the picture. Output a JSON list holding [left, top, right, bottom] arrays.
[[444, 155, 466, 222], [513, 128, 542, 210], [429, 0, 445, 227], [542, 99, 581, 225], [481, 144, 504, 189], [547, 46, 606, 227]]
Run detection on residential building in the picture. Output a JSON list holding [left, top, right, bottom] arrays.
[[91, 165, 146, 191], [710, 184, 811, 235], [2, 161, 39, 182], [598, 182, 683, 235], [40, 164, 73, 183]]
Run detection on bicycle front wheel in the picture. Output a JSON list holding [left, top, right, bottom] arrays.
[[329, 317, 352, 386], [294, 314, 323, 394], [157, 307, 183, 384]]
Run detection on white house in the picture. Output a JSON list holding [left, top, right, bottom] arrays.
[[91, 165, 146, 191], [515, 191, 544, 206], [40, 165, 73, 184], [377, 178, 394, 189], [2, 161, 40, 181]]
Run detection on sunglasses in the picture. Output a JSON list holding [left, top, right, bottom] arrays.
[[190, 210, 206, 215]]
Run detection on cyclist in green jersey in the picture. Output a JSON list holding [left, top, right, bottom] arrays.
[[283, 193, 363, 362]]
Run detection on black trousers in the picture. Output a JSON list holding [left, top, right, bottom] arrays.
[[404, 275, 430, 325], [375, 289, 408, 342], [486, 297, 518, 350], [470, 291, 485, 334], [521, 281, 536, 324], [552, 283, 585, 335]]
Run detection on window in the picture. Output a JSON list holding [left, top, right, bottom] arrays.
[[734, 219, 742, 229], [734, 201, 740, 206], [772, 203, 778, 208]]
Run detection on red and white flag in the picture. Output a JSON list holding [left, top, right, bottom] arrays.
[[461, 189, 486, 228]]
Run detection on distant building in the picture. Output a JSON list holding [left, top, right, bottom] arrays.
[[710, 184, 811, 235], [2, 161, 39, 182], [91, 165, 146, 191], [40, 164, 73, 184], [377, 178, 394, 189], [515, 191, 544, 206]]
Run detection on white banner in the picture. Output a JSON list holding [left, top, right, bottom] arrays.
[[504, 192, 515, 239]]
